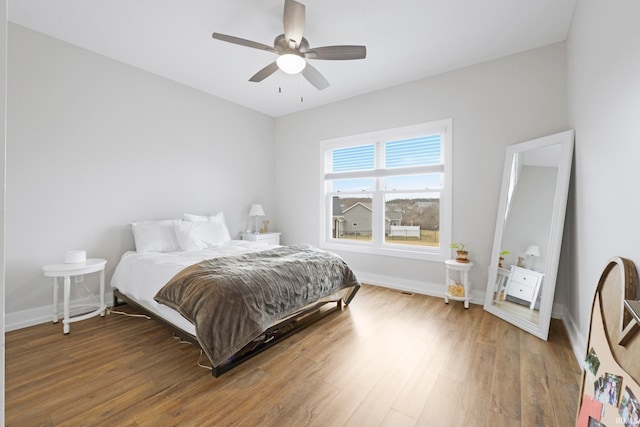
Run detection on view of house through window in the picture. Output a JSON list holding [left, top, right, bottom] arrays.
[[322, 120, 451, 258], [332, 195, 440, 247]]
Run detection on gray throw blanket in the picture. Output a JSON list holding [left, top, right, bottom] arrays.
[[154, 243, 360, 367]]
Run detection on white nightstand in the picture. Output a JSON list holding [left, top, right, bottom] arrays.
[[505, 266, 544, 310], [42, 258, 107, 334], [241, 232, 281, 245]]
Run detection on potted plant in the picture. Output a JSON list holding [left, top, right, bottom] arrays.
[[450, 242, 469, 263], [498, 250, 510, 268]]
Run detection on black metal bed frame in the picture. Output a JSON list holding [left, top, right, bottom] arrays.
[[113, 288, 345, 377]]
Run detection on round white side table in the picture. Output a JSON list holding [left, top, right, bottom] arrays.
[[42, 258, 107, 334], [444, 259, 474, 309]]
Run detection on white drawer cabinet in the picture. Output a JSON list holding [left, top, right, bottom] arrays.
[[241, 232, 281, 245], [505, 266, 544, 310]]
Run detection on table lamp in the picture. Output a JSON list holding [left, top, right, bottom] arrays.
[[524, 245, 540, 269], [248, 204, 265, 234]]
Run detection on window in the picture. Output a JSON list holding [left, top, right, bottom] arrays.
[[321, 120, 452, 261]]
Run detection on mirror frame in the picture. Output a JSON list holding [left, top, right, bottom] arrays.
[[483, 130, 574, 340]]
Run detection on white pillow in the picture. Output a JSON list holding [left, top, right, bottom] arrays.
[[182, 212, 220, 222], [182, 212, 231, 242], [131, 219, 180, 253], [174, 219, 229, 251]]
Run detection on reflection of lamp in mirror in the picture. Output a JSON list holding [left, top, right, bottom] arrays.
[[248, 204, 265, 234], [524, 245, 540, 270]]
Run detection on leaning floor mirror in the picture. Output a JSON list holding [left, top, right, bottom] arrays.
[[484, 130, 574, 340]]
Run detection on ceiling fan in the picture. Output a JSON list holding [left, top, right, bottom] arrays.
[[212, 0, 366, 90]]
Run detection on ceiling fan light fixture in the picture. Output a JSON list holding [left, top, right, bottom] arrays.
[[276, 53, 306, 74]]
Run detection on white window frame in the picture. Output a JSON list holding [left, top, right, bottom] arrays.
[[320, 119, 452, 261]]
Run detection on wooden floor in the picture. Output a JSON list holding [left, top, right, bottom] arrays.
[[5, 284, 581, 426]]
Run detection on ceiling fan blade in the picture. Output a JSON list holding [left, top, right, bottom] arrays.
[[249, 62, 280, 82], [302, 63, 330, 90], [305, 45, 367, 60], [283, 0, 305, 48], [212, 33, 278, 53]]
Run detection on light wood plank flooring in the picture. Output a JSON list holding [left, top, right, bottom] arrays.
[[5, 284, 581, 426]]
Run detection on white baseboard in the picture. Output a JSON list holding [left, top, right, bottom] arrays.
[[6, 275, 471, 332], [562, 310, 587, 369], [353, 270, 485, 306], [551, 302, 564, 319], [5, 291, 114, 332]]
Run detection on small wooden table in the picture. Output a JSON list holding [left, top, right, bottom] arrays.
[[444, 259, 474, 308], [42, 258, 107, 334]]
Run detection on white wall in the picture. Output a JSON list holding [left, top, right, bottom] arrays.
[[1, 0, 7, 422], [564, 0, 640, 355], [274, 43, 569, 300], [5, 24, 276, 329]]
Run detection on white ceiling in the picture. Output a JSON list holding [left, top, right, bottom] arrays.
[[8, 0, 576, 117]]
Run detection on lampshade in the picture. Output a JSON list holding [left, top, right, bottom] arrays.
[[524, 245, 541, 257], [276, 53, 306, 74], [248, 204, 265, 217]]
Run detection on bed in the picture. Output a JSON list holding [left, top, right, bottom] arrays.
[[110, 213, 360, 377]]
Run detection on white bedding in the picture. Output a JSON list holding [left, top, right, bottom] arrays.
[[110, 240, 280, 336]]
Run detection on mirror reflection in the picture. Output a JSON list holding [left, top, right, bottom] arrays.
[[492, 144, 561, 323], [484, 130, 574, 340]]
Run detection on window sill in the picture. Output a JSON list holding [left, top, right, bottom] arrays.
[[320, 241, 448, 262]]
